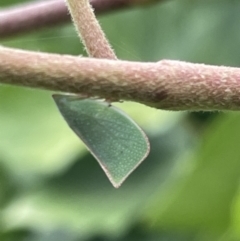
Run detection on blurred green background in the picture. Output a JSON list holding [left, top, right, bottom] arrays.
[[1, 0, 240, 240]]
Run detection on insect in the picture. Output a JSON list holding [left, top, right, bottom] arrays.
[[53, 94, 150, 188]]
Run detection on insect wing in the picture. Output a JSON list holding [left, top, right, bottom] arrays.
[[53, 94, 150, 188]]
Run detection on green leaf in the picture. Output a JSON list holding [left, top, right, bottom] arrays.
[[53, 94, 150, 188], [145, 113, 240, 236], [0, 86, 85, 177]]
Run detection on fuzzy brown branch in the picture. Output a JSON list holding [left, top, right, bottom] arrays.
[[65, 0, 117, 59], [1, 46, 240, 111], [0, 0, 164, 39]]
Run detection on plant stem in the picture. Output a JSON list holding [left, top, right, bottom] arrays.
[[0, 0, 165, 39], [1, 46, 240, 111], [64, 0, 116, 59]]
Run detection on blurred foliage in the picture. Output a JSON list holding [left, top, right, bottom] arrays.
[[1, 0, 240, 240]]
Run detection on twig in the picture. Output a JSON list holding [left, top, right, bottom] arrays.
[[1, 46, 240, 111], [65, 0, 116, 59], [0, 0, 164, 38]]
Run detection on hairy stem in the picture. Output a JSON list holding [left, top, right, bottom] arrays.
[[0, 0, 165, 39], [65, 0, 116, 59], [1, 46, 240, 111]]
